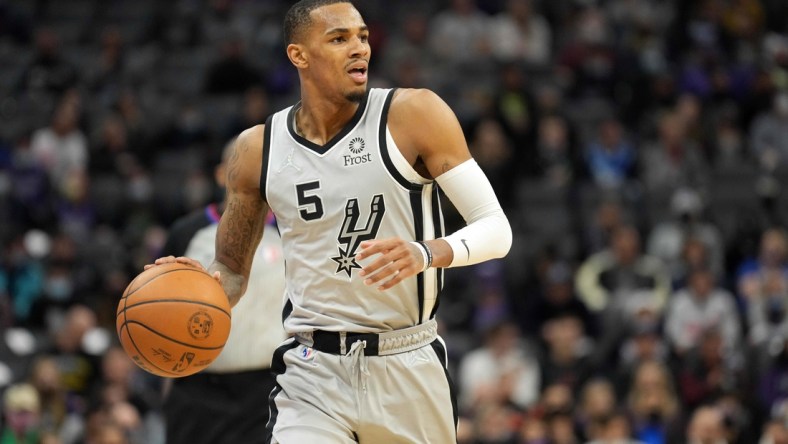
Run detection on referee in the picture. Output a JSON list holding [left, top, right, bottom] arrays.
[[161, 141, 287, 444]]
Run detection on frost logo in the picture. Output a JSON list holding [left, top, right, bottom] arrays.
[[349, 137, 365, 154], [331, 195, 385, 277], [344, 137, 371, 166]]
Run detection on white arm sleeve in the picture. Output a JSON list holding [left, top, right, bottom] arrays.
[[435, 159, 512, 267]]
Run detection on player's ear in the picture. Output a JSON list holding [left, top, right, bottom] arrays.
[[287, 43, 308, 69]]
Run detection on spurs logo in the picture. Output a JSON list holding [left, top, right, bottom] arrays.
[[331, 195, 385, 277]]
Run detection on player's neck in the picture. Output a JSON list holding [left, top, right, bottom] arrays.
[[296, 91, 361, 146]]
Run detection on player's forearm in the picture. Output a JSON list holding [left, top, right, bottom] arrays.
[[208, 260, 247, 307], [433, 159, 512, 267]]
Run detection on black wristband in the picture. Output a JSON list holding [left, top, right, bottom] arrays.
[[416, 240, 433, 270]]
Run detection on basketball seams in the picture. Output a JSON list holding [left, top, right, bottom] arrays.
[[123, 266, 216, 300], [125, 321, 226, 351], [122, 321, 181, 377], [123, 299, 231, 318]]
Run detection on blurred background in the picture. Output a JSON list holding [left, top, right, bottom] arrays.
[[0, 0, 787, 442]]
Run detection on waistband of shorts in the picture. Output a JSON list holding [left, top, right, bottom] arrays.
[[295, 319, 438, 356]]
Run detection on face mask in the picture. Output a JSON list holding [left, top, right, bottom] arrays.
[[45, 277, 73, 301]]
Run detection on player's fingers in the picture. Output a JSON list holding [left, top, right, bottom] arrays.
[[174, 256, 201, 266], [377, 266, 418, 291], [356, 238, 398, 260], [153, 255, 177, 265], [363, 261, 398, 286]]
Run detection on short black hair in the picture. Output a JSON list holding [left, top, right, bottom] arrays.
[[284, 0, 353, 44]]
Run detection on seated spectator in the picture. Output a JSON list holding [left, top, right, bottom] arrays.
[[677, 328, 746, 411], [576, 378, 619, 441], [524, 260, 596, 338], [749, 91, 788, 171], [489, 0, 552, 66], [759, 419, 788, 444], [428, 0, 491, 66], [203, 36, 263, 95], [28, 356, 84, 444], [640, 112, 708, 198], [664, 268, 741, 356], [538, 314, 593, 394], [584, 117, 637, 190], [625, 360, 683, 444], [646, 188, 724, 284], [458, 321, 541, 412], [616, 321, 669, 398], [533, 114, 578, 187], [17, 28, 78, 95], [576, 225, 670, 314], [381, 12, 438, 89], [586, 412, 644, 444], [757, 334, 788, 416], [736, 228, 788, 304], [30, 100, 88, 196], [1, 383, 41, 444], [686, 406, 727, 444], [582, 198, 628, 256]]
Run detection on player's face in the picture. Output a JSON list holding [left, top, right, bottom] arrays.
[[304, 3, 370, 102]]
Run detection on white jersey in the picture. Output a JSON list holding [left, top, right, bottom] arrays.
[[262, 88, 444, 333]]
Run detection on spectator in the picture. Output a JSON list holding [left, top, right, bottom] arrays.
[[750, 92, 788, 171], [616, 322, 670, 399], [489, 0, 552, 66], [523, 260, 596, 338], [576, 378, 619, 441], [583, 116, 637, 190], [582, 198, 628, 255], [381, 12, 437, 89], [222, 87, 270, 143], [665, 269, 741, 356], [686, 406, 727, 444], [640, 112, 708, 198], [678, 328, 745, 411], [533, 114, 577, 187], [738, 228, 788, 323], [30, 101, 88, 196], [428, 0, 491, 66], [17, 28, 77, 95], [538, 314, 593, 393], [646, 186, 724, 284], [29, 356, 83, 444], [1, 383, 41, 444], [576, 225, 670, 315], [626, 360, 682, 444], [458, 321, 541, 412], [586, 411, 644, 444], [203, 36, 263, 94]]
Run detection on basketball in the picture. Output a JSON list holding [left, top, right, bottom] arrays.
[[116, 262, 231, 378]]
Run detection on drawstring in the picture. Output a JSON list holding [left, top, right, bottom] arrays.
[[348, 339, 369, 394]]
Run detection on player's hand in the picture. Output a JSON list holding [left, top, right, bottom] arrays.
[[143, 256, 222, 283], [356, 238, 424, 291]]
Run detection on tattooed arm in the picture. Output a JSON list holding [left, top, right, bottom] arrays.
[[209, 125, 269, 307]]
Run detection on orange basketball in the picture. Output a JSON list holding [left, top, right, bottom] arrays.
[[116, 262, 231, 378]]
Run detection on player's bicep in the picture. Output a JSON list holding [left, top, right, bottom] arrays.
[[214, 126, 268, 276], [389, 89, 472, 178]]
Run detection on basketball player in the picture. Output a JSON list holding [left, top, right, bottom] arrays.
[[159, 141, 286, 444], [151, 0, 512, 441]]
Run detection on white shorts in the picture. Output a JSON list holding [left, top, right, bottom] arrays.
[[265, 323, 457, 443]]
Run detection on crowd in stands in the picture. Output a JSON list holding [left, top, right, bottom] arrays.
[[1, 0, 788, 442]]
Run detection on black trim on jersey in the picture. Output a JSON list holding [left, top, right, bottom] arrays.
[[286, 90, 369, 155], [429, 339, 459, 437], [265, 339, 300, 444], [430, 185, 444, 320], [378, 88, 423, 192], [410, 191, 425, 324], [260, 115, 273, 203]]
